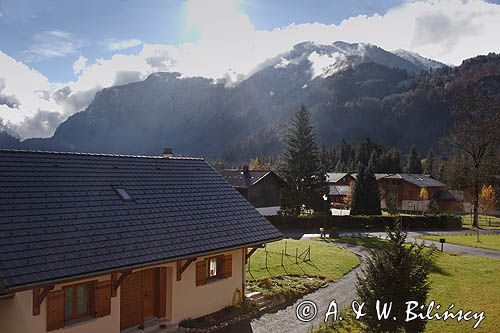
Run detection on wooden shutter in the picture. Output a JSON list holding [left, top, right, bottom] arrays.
[[223, 255, 232, 278], [155, 268, 167, 318], [46, 290, 65, 331], [196, 261, 206, 286], [94, 281, 111, 318]]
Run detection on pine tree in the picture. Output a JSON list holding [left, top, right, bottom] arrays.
[[350, 157, 381, 216], [356, 220, 433, 332], [350, 163, 366, 215], [427, 199, 441, 214], [406, 144, 423, 174], [366, 154, 382, 215], [424, 149, 435, 176], [279, 104, 328, 216]]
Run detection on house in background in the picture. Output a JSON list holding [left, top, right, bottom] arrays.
[[326, 172, 355, 186], [220, 166, 286, 216], [0, 150, 282, 333], [327, 172, 464, 213], [377, 174, 459, 212], [328, 185, 351, 208]]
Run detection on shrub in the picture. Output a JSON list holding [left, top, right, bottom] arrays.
[[267, 214, 462, 231]]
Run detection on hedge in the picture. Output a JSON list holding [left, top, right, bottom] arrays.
[[267, 214, 462, 231]]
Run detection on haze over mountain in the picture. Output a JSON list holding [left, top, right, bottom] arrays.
[[1, 42, 499, 162]]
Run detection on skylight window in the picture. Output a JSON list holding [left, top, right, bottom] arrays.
[[115, 188, 132, 201]]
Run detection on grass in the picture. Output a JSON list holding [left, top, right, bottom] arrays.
[[325, 236, 390, 250], [246, 239, 360, 281], [425, 252, 500, 333], [247, 275, 327, 300], [418, 234, 500, 251], [461, 214, 500, 230], [316, 237, 500, 333]]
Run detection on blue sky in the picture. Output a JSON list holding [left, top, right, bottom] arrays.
[[1, 0, 407, 82], [1, 0, 499, 139]]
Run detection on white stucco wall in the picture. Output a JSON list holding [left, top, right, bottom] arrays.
[[0, 248, 245, 332]]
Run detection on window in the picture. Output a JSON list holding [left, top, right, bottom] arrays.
[[196, 254, 232, 286], [208, 257, 218, 278], [64, 283, 91, 322], [115, 187, 132, 201]]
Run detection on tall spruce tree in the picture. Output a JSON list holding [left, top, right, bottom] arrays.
[[279, 104, 327, 216], [350, 156, 381, 215], [356, 221, 433, 332], [406, 144, 423, 174]]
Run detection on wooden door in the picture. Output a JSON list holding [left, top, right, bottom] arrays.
[[120, 272, 143, 330], [142, 269, 156, 318]]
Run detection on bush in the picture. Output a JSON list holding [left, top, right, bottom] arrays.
[[267, 214, 462, 231]]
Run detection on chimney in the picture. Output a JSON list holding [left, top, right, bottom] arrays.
[[162, 148, 173, 157], [242, 165, 249, 173]]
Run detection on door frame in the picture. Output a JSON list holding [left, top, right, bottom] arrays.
[[120, 267, 169, 330]]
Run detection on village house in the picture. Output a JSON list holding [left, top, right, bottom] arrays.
[[0, 150, 283, 333], [326, 173, 355, 186], [375, 174, 459, 212], [326, 172, 464, 213], [220, 166, 286, 216]]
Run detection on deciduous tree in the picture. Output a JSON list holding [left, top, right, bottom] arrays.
[[443, 92, 500, 227]]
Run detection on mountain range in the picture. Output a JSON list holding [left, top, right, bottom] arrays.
[[1, 41, 499, 162]]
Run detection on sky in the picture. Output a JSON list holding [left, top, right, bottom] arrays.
[[1, 0, 500, 139]]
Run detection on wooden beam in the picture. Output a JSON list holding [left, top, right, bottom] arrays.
[[33, 286, 54, 315], [111, 273, 117, 297], [113, 271, 131, 291], [245, 246, 263, 264], [176, 258, 196, 281]]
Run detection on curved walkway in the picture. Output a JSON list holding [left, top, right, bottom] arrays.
[[216, 243, 369, 333], [217, 230, 499, 333], [290, 230, 500, 259]]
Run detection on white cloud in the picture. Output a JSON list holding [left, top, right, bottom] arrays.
[[23, 30, 83, 62], [1, 0, 499, 139], [72, 55, 88, 75], [108, 39, 143, 51], [0, 51, 63, 137]]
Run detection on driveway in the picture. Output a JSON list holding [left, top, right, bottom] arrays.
[[285, 229, 500, 259], [216, 243, 369, 333]]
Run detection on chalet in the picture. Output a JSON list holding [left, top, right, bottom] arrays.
[[220, 166, 286, 216], [328, 185, 351, 208], [0, 150, 282, 333], [376, 174, 453, 212]]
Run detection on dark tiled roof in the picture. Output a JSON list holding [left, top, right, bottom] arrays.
[[351, 173, 447, 188], [326, 173, 350, 183], [219, 169, 284, 189], [329, 185, 351, 196], [0, 150, 282, 291], [385, 174, 446, 188]]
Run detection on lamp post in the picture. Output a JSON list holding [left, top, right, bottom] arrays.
[[322, 194, 328, 238]]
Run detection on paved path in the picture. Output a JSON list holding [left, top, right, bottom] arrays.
[[216, 243, 369, 333], [217, 230, 500, 332], [285, 229, 500, 259]]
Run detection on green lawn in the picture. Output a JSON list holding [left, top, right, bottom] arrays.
[[461, 214, 500, 230], [246, 239, 360, 281], [419, 234, 500, 251], [325, 236, 389, 250], [426, 253, 500, 333], [317, 237, 500, 333]]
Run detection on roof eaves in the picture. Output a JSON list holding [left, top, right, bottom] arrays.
[[5, 235, 283, 293]]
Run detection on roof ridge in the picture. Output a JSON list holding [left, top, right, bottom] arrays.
[[0, 149, 204, 160]]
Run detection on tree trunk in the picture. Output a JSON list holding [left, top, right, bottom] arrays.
[[473, 172, 480, 228]]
